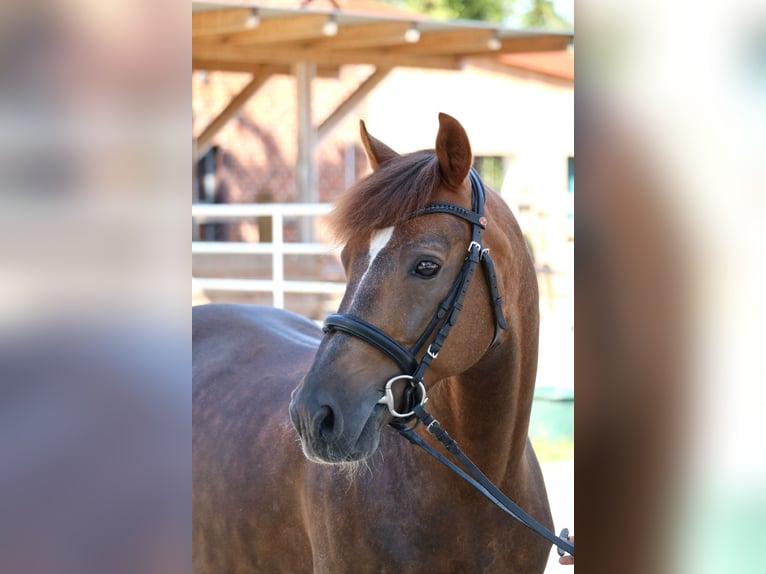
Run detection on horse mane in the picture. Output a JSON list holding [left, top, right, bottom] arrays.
[[330, 150, 440, 245]]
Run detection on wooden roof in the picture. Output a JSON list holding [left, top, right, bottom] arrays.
[[501, 50, 574, 82], [192, 0, 574, 73]]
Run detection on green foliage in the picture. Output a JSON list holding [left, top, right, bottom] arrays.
[[522, 0, 572, 29], [443, 0, 509, 22], [382, 0, 512, 23], [378, 0, 572, 29]]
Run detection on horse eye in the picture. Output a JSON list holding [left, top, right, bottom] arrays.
[[414, 260, 441, 278]]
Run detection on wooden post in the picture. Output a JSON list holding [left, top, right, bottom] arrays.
[[295, 61, 318, 242], [256, 191, 273, 243]]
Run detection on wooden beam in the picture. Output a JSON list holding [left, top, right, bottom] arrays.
[[192, 8, 252, 36], [192, 58, 340, 77], [193, 58, 272, 73], [196, 67, 274, 152], [192, 43, 461, 70], [194, 14, 329, 44], [388, 28, 495, 55], [317, 67, 392, 143], [305, 21, 412, 51], [295, 62, 317, 242], [465, 35, 572, 56]]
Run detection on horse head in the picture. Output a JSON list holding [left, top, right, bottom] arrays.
[[289, 113, 528, 464]]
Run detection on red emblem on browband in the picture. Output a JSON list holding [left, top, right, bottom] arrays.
[[479, 216, 488, 226]]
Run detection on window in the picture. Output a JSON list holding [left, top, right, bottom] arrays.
[[473, 156, 505, 191]]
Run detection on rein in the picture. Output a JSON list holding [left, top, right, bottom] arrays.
[[322, 169, 574, 558]]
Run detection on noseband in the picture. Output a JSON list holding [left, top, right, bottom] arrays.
[[323, 169, 508, 417]]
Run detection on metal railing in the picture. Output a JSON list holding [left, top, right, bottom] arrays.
[[192, 203, 344, 309]]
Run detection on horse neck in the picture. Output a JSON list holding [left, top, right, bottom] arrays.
[[432, 306, 539, 484], [431, 201, 540, 483]]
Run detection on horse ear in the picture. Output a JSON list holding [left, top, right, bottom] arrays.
[[435, 112, 473, 190], [360, 120, 399, 170]]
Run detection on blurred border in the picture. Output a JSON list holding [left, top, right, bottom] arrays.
[[576, 1, 766, 572], [0, 2, 190, 573], [2, 0, 765, 572]]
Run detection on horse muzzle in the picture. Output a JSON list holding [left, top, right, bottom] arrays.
[[289, 385, 386, 464]]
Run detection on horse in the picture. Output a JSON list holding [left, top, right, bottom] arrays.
[[193, 113, 554, 573]]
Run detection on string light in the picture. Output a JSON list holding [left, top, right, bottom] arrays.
[[245, 8, 260, 29], [322, 14, 338, 36], [404, 23, 420, 43], [487, 30, 501, 51]]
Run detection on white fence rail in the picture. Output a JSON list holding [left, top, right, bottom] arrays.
[[192, 203, 343, 309], [192, 202, 571, 320]]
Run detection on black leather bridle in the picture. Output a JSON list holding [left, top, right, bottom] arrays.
[[321, 168, 574, 558], [323, 168, 507, 417]]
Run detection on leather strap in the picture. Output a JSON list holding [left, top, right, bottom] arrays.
[[393, 406, 575, 557], [412, 202, 486, 227], [480, 250, 508, 346], [323, 314, 418, 373]]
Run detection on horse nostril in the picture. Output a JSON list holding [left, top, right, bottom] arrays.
[[314, 405, 338, 441]]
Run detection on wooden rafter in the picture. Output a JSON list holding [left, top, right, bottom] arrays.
[[192, 59, 340, 77], [304, 21, 412, 51], [317, 66, 392, 143], [387, 28, 496, 55], [191, 4, 572, 72], [192, 8, 253, 37], [194, 14, 329, 44], [192, 43, 462, 70], [196, 66, 274, 153], [464, 35, 572, 56]]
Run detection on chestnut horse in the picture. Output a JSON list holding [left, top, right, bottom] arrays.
[[193, 114, 554, 573]]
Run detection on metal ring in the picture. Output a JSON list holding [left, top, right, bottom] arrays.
[[376, 374, 427, 418]]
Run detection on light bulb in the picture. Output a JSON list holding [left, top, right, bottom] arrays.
[[323, 16, 338, 36], [404, 24, 420, 43], [245, 8, 260, 29]]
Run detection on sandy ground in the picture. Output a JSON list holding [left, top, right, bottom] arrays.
[[536, 314, 574, 570], [542, 460, 575, 572]]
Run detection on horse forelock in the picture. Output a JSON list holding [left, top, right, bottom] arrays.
[[329, 150, 440, 245]]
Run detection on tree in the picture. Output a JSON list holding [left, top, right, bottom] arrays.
[[383, 0, 512, 23], [379, 0, 572, 28], [522, 0, 572, 29]]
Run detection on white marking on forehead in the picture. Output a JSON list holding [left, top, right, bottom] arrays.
[[367, 227, 394, 265], [349, 227, 394, 307]]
